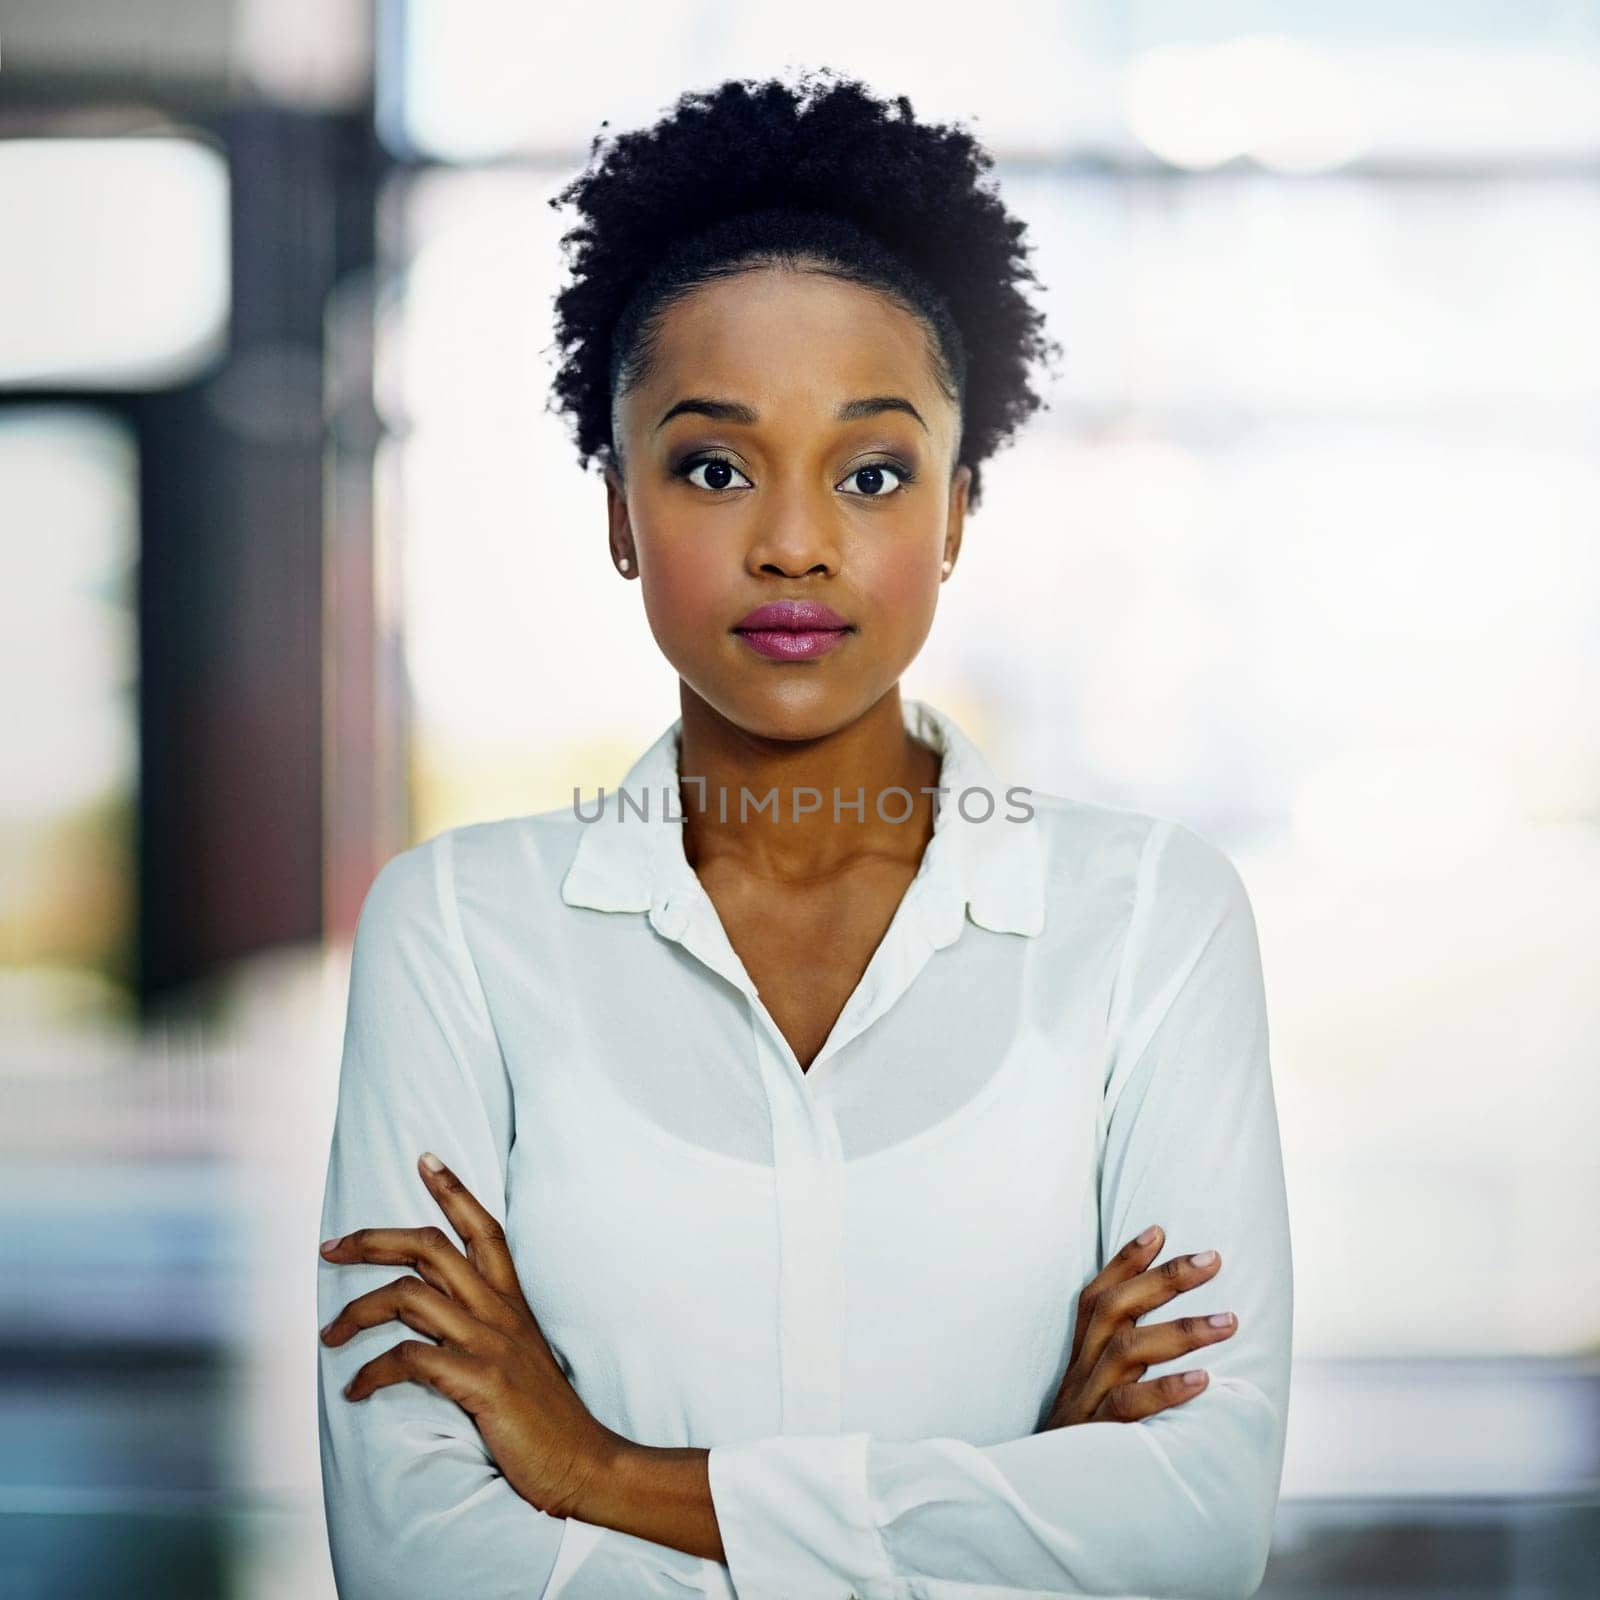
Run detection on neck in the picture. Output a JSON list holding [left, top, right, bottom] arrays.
[[674, 686, 942, 886]]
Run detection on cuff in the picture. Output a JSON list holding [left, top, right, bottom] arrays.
[[544, 1514, 733, 1598], [543, 1516, 604, 1597], [707, 1432, 893, 1600]]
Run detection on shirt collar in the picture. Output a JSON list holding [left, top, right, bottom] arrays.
[[560, 698, 1046, 942]]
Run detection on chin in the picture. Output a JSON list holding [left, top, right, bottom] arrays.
[[715, 674, 907, 741]]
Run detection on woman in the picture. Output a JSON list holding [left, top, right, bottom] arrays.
[[316, 71, 1293, 1600]]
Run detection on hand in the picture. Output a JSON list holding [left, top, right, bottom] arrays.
[[1043, 1225, 1237, 1428], [318, 1152, 626, 1519]]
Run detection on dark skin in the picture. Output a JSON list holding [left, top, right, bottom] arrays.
[[609, 266, 966, 1074], [320, 264, 1237, 1561]]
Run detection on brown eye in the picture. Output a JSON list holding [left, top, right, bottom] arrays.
[[839, 461, 911, 498], [678, 455, 752, 492]]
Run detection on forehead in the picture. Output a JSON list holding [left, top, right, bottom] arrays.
[[638, 266, 942, 407]]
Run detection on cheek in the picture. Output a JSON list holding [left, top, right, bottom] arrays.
[[860, 539, 942, 633], [636, 522, 731, 655], [647, 554, 723, 623]]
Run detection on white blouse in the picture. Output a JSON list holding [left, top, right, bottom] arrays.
[[317, 697, 1294, 1600]]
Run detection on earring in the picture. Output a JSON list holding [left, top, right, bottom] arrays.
[[618, 555, 631, 573], [941, 559, 953, 575]]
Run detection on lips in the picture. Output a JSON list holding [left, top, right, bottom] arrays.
[[733, 599, 851, 633], [732, 598, 853, 661]]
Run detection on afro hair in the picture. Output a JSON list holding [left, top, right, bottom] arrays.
[[545, 69, 1060, 512]]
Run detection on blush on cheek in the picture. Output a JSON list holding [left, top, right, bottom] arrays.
[[867, 548, 943, 619], [638, 541, 732, 660]]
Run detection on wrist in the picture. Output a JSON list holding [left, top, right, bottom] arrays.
[[564, 1423, 641, 1525], [577, 1436, 724, 1563]]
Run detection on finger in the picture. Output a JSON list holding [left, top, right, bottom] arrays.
[[1096, 1369, 1210, 1424], [320, 1274, 486, 1351], [1070, 1225, 1165, 1368], [342, 1337, 499, 1412], [1100, 1248, 1223, 1330], [1118, 1308, 1238, 1372], [319, 1225, 501, 1320], [1075, 1249, 1223, 1385], [1085, 1307, 1236, 1407], [417, 1153, 524, 1303]]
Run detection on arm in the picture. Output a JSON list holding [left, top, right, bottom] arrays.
[[699, 818, 1295, 1600], [317, 832, 735, 1598]]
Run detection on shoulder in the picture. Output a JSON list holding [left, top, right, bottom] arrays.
[[349, 810, 582, 1001], [373, 804, 588, 927], [1023, 790, 1252, 937], [355, 832, 445, 934], [347, 833, 471, 984]]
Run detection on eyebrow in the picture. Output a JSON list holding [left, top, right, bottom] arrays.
[[653, 395, 929, 434]]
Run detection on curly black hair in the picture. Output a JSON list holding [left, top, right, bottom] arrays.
[[545, 69, 1060, 512]]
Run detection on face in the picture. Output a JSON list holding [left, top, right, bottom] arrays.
[[604, 265, 971, 741]]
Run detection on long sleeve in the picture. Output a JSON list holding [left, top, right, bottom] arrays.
[[317, 831, 736, 1598], [705, 818, 1294, 1600]]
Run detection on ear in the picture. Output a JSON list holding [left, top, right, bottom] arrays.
[[943, 462, 971, 579], [603, 459, 636, 575]]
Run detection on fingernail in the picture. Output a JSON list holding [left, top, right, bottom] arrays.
[[420, 1151, 444, 1173], [1136, 1225, 1159, 1246], [1182, 1370, 1207, 1387], [320, 1238, 340, 1255], [319, 1320, 334, 1339], [1207, 1312, 1235, 1327], [342, 1380, 356, 1398], [1192, 1250, 1217, 1268]]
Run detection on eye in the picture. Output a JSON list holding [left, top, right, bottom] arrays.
[[838, 460, 914, 498], [676, 454, 753, 493]]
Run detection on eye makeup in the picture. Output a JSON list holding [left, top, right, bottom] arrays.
[[670, 449, 920, 496]]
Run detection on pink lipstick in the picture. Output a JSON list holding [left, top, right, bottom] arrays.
[[732, 599, 854, 661]]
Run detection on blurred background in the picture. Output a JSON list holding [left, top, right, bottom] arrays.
[[2, 0, 1597, 1594]]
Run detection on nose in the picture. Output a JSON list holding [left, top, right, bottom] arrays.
[[743, 477, 843, 579]]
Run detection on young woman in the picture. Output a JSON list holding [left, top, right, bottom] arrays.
[[315, 71, 1293, 1600]]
